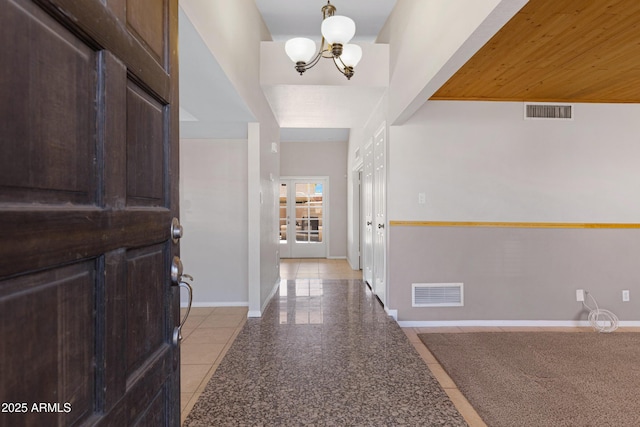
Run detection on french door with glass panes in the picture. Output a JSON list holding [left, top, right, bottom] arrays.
[[279, 178, 328, 258]]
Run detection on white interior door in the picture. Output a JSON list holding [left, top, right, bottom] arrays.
[[280, 177, 328, 258], [373, 125, 387, 304], [362, 139, 374, 286], [279, 182, 291, 258]]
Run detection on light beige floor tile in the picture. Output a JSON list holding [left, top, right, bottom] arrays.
[[402, 327, 422, 343], [616, 326, 640, 332], [195, 361, 223, 394], [180, 342, 226, 365], [426, 363, 457, 389], [182, 315, 207, 330], [183, 327, 237, 344], [179, 327, 196, 341], [212, 306, 248, 316], [295, 273, 320, 279], [184, 307, 216, 317], [412, 341, 439, 364], [181, 364, 211, 393], [181, 393, 193, 412], [199, 314, 245, 328], [181, 395, 198, 425], [297, 262, 319, 268], [443, 388, 487, 427]]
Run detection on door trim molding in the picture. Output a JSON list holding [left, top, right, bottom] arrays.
[[280, 176, 330, 258]]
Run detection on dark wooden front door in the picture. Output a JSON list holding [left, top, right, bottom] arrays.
[[0, 0, 181, 425]]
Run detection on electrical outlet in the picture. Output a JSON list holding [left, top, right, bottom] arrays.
[[622, 290, 630, 302], [576, 289, 585, 302]]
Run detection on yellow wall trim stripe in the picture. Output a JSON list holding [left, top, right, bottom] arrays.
[[389, 221, 640, 229]]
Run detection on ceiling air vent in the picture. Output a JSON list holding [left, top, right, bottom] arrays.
[[524, 103, 573, 120], [412, 283, 464, 307]]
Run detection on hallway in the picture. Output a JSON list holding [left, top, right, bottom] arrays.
[[180, 259, 470, 425]]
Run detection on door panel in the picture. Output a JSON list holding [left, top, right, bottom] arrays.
[[0, 0, 97, 205], [280, 178, 327, 258], [125, 245, 166, 374], [126, 81, 166, 205], [362, 140, 374, 286], [0, 262, 95, 427], [279, 183, 291, 258], [373, 126, 386, 304], [0, 0, 180, 425], [126, 0, 166, 63]]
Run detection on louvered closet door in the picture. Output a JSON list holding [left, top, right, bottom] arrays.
[[0, 0, 181, 425]]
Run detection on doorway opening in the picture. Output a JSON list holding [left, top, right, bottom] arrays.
[[280, 177, 329, 258]]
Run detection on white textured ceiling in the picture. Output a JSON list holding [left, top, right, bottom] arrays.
[[179, 1, 396, 141], [254, 0, 397, 42]]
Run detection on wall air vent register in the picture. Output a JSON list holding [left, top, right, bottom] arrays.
[[524, 103, 573, 120], [412, 283, 464, 307]]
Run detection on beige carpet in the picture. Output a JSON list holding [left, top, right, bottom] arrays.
[[419, 332, 640, 427]]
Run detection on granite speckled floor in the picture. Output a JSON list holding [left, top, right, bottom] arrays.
[[182, 275, 467, 426]]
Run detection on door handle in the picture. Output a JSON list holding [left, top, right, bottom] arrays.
[[170, 256, 194, 345], [367, 221, 372, 226], [378, 223, 385, 229], [173, 274, 193, 346], [170, 217, 183, 243]]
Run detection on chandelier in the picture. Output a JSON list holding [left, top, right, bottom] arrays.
[[284, 1, 362, 80]]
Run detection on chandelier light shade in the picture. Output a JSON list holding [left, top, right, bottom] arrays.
[[340, 44, 362, 68], [285, 38, 317, 63], [285, 1, 362, 80], [320, 16, 355, 45]]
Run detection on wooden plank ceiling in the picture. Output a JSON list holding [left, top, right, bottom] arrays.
[[431, 0, 640, 103]]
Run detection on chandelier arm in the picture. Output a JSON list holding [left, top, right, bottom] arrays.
[[332, 56, 348, 76], [303, 49, 325, 71], [288, 1, 357, 79], [332, 56, 354, 80]]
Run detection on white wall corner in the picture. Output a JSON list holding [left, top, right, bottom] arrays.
[[389, 0, 527, 125], [255, 277, 281, 318]]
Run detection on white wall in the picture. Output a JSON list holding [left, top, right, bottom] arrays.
[[389, 101, 640, 223], [257, 120, 281, 314], [180, 139, 248, 305], [378, 0, 525, 124], [345, 0, 525, 269], [280, 140, 348, 258], [385, 100, 640, 322], [181, 0, 281, 316]]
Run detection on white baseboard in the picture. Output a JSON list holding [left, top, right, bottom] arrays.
[[247, 277, 281, 318], [385, 308, 398, 320], [346, 256, 360, 271], [327, 256, 347, 260], [396, 320, 640, 328]]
